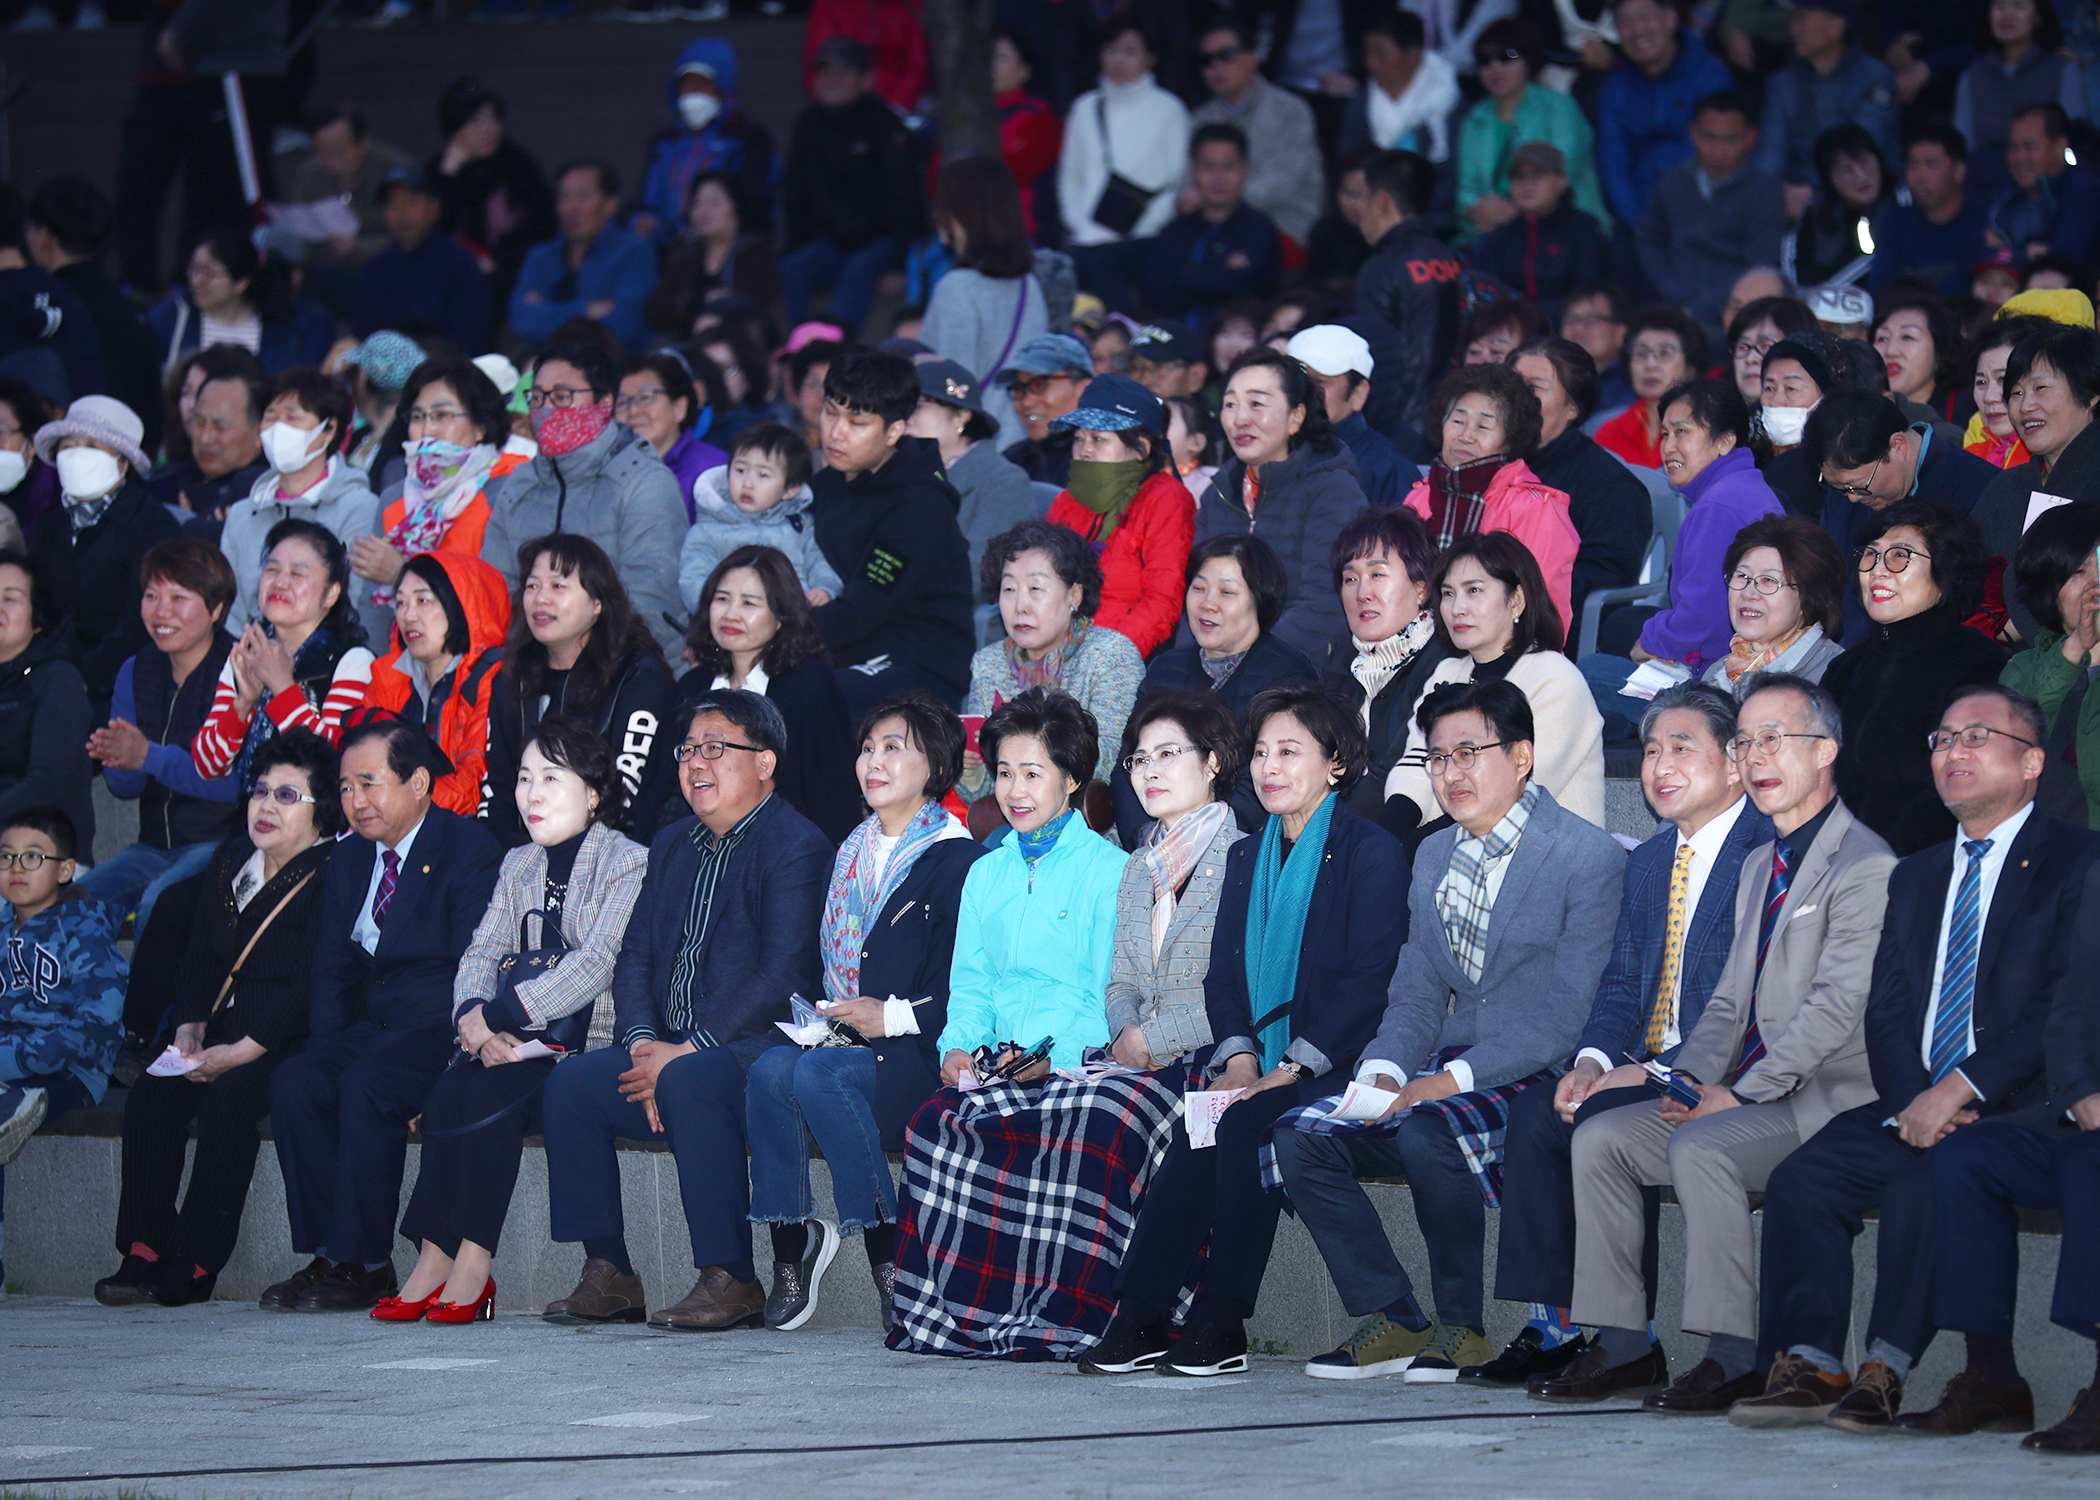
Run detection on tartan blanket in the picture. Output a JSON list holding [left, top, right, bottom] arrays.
[[1258, 1046, 1561, 1208], [885, 1066, 1190, 1361]]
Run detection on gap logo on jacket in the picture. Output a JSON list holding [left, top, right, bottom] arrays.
[[0, 888, 128, 1103]]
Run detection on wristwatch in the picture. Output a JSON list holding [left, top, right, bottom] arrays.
[[1278, 1058, 1313, 1082]]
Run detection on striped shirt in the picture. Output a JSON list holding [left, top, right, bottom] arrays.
[[191, 646, 377, 778], [652, 795, 771, 1044]]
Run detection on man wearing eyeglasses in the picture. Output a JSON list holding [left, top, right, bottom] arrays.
[[1188, 15, 1323, 245], [540, 689, 830, 1333], [1550, 672, 1894, 1411], [996, 334, 1093, 488], [1739, 685, 2098, 1435]]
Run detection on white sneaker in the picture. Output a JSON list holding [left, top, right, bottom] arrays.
[[0, 1085, 48, 1167]]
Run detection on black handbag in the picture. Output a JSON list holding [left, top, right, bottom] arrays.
[[491, 907, 591, 1055], [1089, 95, 1155, 236]]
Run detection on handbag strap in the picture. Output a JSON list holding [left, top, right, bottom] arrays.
[[209, 867, 320, 1017], [981, 279, 1032, 389], [1095, 93, 1119, 180], [519, 904, 570, 956]]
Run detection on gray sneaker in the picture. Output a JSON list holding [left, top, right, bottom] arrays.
[[0, 1085, 47, 1167], [764, 1218, 840, 1331]]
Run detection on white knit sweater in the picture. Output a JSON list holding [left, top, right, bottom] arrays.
[[1058, 73, 1192, 247], [1384, 647, 1606, 828]]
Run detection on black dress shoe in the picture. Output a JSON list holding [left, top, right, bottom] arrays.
[[1643, 1358, 1767, 1415], [142, 1258, 217, 1307], [295, 1259, 398, 1312], [1461, 1327, 1589, 1385], [1530, 1340, 1670, 1401], [260, 1257, 333, 1310], [94, 1254, 156, 1307], [2023, 1387, 2100, 1453]]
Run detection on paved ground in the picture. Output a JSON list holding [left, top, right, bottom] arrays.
[[1, 1297, 2094, 1500]]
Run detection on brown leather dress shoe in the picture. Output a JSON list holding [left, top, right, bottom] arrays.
[[2022, 1387, 2100, 1453], [1824, 1360, 1904, 1435], [1643, 1358, 1767, 1415], [1728, 1353, 1850, 1428], [544, 1257, 648, 1325], [1529, 1340, 1669, 1401], [1892, 1369, 2035, 1436], [295, 1259, 398, 1312], [648, 1266, 766, 1331], [259, 1257, 333, 1311]]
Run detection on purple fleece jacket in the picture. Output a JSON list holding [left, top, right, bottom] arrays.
[[1640, 447, 1783, 670]]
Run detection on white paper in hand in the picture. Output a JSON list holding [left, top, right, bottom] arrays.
[[509, 1040, 558, 1061], [1327, 1081, 1400, 1121], [1184, 1088, 1246, 1148], [1618, 660, 1692, 701], [146, 1045, 201, 1078]]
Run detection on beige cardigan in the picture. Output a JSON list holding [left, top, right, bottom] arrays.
[[1383, 648, 1606, 829]]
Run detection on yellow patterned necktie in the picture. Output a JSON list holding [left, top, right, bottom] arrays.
[[1645, 843, 1696, 1056]]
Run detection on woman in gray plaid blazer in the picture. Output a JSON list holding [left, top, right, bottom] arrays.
[[1105, 690, 1247, 1069]]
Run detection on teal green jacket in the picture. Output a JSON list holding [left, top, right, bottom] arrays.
[[2002, 632, 2100, 827], [1457, 85, 1608, 239]]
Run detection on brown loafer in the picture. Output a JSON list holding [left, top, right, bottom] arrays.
[[1824, 1359, 1904, 1435], [2023, 1387, 2100, 1453], [648, 1265, 766, 1331], [1643, 1358, 1766, 1415], [1528, 1340, 1669, 1401], [259, 1256, 333, 1311], [1728, 1352, 1850, 1428], [1892, 1369, 2034, 1436], [544, 1257, 648, 1325]]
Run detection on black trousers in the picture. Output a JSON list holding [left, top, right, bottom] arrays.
[[1757, 1103, 1939, 1366], [269, 1023, 452, 1265], [1115, 1081, 1308, 1322], [114, 76, 275, 291], [114, 1053, 287, 1274], [397, 1054, 554, 1257], [1494, 1082, 1660, 1312]]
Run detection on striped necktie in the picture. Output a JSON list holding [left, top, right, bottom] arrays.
[[1732, 840, 1789, 1081], [372, 848, 401, 931], [1644, 843, 1696, 1056], [1928, 839, 1992, 1084]]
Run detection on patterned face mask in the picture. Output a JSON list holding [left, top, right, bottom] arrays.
[[531, 400, 612, 457]]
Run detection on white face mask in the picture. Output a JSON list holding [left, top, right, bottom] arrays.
[[56, 446, 123, 502], [678, 92, 722, 132], [0, 448, 25, 495], [1760, 401, 1817, 448], [262, 421, 326, 475]]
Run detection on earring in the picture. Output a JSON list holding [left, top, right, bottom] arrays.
[[1513, 612, 1522, 627]]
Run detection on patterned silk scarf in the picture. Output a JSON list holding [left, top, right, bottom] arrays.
[[1421, 453, 1506, 550], [1143, 801, 1229, 960], [375, 441, 502, 607], [1006, 617, 1092, 694], [1721, 624, 1807, 684], [819, 801, 963, 1004], [1014, 808, 1075, 867], [1350, 612, 1437, 722]]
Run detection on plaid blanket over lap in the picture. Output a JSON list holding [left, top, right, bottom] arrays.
[[885, 1067, 1188, 1361], [1258, 1046, 1562, 1208]]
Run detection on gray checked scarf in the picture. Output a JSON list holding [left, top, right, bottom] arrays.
[[1434, 781, 1540, 982]]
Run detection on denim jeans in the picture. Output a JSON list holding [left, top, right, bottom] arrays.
[[79, 839, 220, 940], [1576, 651, 1646, 741], [745, 1045, 895, 1231], [780, 234, 899, 339]]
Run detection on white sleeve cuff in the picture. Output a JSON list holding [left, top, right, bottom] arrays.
[[882, 998, 920, 1037], [1356, 1057, 1406, 1086], [1576, 1047, 1617, 1074], [1443, 1058, 1474, 1094]]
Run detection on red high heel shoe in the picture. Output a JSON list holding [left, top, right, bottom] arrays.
[[426, 1278, 496, 1324], [370, 1286, 444, 1322]]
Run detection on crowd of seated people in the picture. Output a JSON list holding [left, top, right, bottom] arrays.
[[9, 0, 2100, 1462]]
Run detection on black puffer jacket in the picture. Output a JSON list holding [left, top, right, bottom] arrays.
[[1353, 219, 1467, 440], [0, 631, 95, 857], [1195, 441, 1368, 661]]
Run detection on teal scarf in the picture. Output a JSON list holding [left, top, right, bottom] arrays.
[[1243, 791, 1337, 1071], [1015, 808, 1075, 867]]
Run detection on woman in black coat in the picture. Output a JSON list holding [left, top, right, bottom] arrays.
[[1111, 533, 1318, 845], [1822, 500, 2009, 856], [0, 549, 96, 854], [96, 731, 341, 1307], [680, 542, 861, 843], [744, 691, 983, 1331]]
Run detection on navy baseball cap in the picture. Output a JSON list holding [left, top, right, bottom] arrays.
[[1128, 323, 1203, 367], [1050, 373, 1165, 438]]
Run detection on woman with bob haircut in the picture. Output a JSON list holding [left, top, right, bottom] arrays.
[[747, 691, 985, 1335], [1386, 531, 1604, 837], [1697, 514, 1849, 696], [1403, 361, 1580, 627], [887, 687, 1138, 1359], [376, 714, 649, 1324], [1084, 682, 1408, 1378]]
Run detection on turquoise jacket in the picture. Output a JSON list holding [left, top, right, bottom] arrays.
[[1457, 84, 1608, 239], [939, 816, 1128, 1070]]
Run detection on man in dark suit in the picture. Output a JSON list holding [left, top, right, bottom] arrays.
[[1478, 682, 1771, 1386], [261, 721, 503, 1312], [540, 689, 831, 1333], [1734, 685, 2099, 1433]]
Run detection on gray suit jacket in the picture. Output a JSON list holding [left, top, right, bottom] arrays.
[[1366, 785, 1627, 1089], [1674, 797, 1895, 1136], [1104, 817, 1245, 1062]]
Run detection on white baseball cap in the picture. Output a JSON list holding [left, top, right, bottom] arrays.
[[1286, 325, 1374, 380]]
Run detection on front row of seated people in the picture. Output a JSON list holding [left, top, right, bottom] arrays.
[[17, 626, 2099, 1451]]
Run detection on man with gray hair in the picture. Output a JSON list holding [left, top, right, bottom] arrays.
[[1476, 682, 1770, 1387], [539, 689, 831, 1335], [1542, 672, 1895, 1412]]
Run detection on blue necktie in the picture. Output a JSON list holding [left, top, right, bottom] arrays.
[[1929, 839, 1992, 1084], [1733, 841, 1789, 1081]]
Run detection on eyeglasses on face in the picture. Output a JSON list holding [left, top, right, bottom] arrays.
[[613, 389, 666, 413], [248, 781, 318, 806], [1927, 725, 2038, 753], [1826, 455, 1884, 498], [1122, 742, 1195, 773], [1629, 342, 1682, 364], [1726, 730, 1830, 761], [1479, 47, 1524, 63], [406, 405, 467, 426], [526, 386, 592, 410], [1854, 543, 1928, 573], [0, 850, 57, 870], [1199, 45, 1243, 66], [1726, 570, 1795, 596], [1008, 373, 1077, 400], [1426, 742, 1506, 775], [1732, 339, 1777, 362], [673, 739, 762, 763]]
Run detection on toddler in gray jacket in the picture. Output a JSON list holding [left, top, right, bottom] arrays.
[[677, 422, 844, 614]]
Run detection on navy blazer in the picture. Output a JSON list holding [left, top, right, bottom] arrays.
[[308, 807, 504, 1037], [1203, 806, 1409, 1079], [1575, 799, 1774, 1066], [2047, 866, 2100, 1122], [1867, 811, 2100, 1120], [856, 837, 985, 1149], [612, 795, 832, 1068]]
